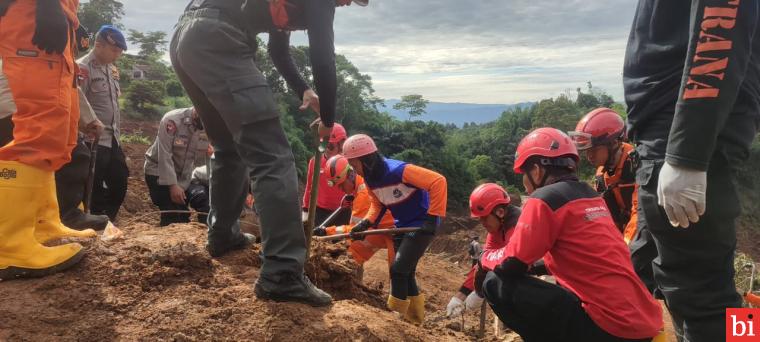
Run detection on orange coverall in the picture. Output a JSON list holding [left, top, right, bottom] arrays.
[[323, 176, 396, 267], [0, 0, 81, 171]]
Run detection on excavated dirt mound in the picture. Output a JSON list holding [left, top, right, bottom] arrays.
[[0, 223, 510, 341]]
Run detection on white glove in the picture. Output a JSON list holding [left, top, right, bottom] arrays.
[[657, 162, 707, 228], [446, 296, 465, 317], [301, 211, 309, 223], [464, 291, 484, 310]]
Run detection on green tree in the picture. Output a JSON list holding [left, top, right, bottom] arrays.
[[469, 155, 499, 182], [393, 94, 429, 120], [531, 94, 581, 132], [391, 149, 424, 165], [166, 80, 185, 97], [127, 30, 168, 60], [78, 0, 125, 32], [126, 80, 165, 118]]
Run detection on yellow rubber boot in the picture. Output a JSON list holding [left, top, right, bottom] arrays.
[[34, 172, 96, 244], [652, 330, 668, 342], [387, 295, 410, 318], [404, 294, 425, 325], [0, 162, 85, 280]]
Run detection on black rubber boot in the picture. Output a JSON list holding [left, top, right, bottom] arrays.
[[254, 272, 333, 307], [206, 232, 256, 257], [61, 209, 109, 230]]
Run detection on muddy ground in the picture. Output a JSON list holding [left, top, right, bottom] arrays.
[[0, 119, 517, 341], [4, 118, 754, 341]]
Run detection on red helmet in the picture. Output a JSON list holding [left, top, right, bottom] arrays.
[[568, 108, 625, 151], [513, 127, 579, 174], [324, 155, 353, 187], [327, 123, 347, 144], [342, 134, 378, 159], [469, 183, 511, 218]]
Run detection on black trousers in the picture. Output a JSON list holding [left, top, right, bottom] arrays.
[[55, 136, 90, 221], [390, 230, 435, 299], [186, 182, 210, 224], [145, 175, 190, 226], [482, 273, 652, 342], [632, 152, 743, 342], [89, 138, 128, 221], [314, 206, 351, 228]]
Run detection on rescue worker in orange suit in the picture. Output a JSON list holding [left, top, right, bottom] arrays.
[[0, 0, 99, 280], [170, 0, 368, 307], [446, 183, 521, 318], [78, 25, 128, 222], [624, 1, 759, 340], [343, 134, 447, 325], [302, 123, 351, 227], [312, 155, 396, 269], [569, 108, 639, 244], [479, 128, 663, 341]]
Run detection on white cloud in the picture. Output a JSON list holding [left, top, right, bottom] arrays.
[[114, 0, 635, 104]]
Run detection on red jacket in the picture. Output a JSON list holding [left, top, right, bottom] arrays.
[[481, 179, 662, 339], [302, 155, 346, 211], [460, 206, 520, 294]]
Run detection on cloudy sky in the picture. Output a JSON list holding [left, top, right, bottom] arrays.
[[118, 0, 636, 104]]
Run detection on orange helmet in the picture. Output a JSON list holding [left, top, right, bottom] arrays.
[[324, 155, 353, 187], [514, 128, 579, 174], [469, 183, 511, 218], [327, 123, 347, 144], [569, 108, 625, 151]]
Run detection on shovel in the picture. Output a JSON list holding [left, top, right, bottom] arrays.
[[314, 227, 422, 241], [304, 124, 326, 259], [84, 140, 98, 214]]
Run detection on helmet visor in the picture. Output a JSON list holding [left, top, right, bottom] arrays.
[[326, 164, 352, 187], [568, 131, 593, 151]]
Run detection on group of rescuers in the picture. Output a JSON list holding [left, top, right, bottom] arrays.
[[0, 0, 757, 341]]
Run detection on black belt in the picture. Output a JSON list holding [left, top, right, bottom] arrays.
[[184, 0, 247, 30]]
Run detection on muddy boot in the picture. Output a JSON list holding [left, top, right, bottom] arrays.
[[206, 232, 255, 257], [0, 162, 86, 280], [35, 172, 97, 244], [404, 294, 425, 325], [254, 272, 333, 307], [61, 209, 109, 230], [387, 295, 410, 319]]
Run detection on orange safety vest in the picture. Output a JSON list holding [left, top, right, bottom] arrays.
[[594, 143, 638, 244]]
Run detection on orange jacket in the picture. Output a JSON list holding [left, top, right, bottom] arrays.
[[595, 143, 638, 244], [363, 162, 447, 226], [323, 176, 395, 266]]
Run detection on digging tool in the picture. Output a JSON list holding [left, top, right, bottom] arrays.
[[313, 227, 422, 241], [84, 139, 98, 214], [315, 196, 352, 229], [743, 262, 760, 307], [304, 124, 326, 259], [478, 300, 487, 338]]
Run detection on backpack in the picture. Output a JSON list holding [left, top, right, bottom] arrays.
[[268, 0, 352, 30]]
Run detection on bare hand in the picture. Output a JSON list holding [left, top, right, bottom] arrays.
[[84, 119, 104, 143], [310, 118, 333, 141], [300, 89, 320, 114], [169, 184, 187, 205]]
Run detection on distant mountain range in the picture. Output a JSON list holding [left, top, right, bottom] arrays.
[[382, 100, 534, 127]]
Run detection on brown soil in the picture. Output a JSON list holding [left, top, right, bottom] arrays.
[[0, 223, 486, 341], [3, 118, 751, 341], [0, 119, 518, 341]]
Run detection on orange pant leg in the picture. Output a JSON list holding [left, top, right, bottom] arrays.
[[349, 235, 393, 265], [0, 0, 78, 171], [623, 187, 639, 244]]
